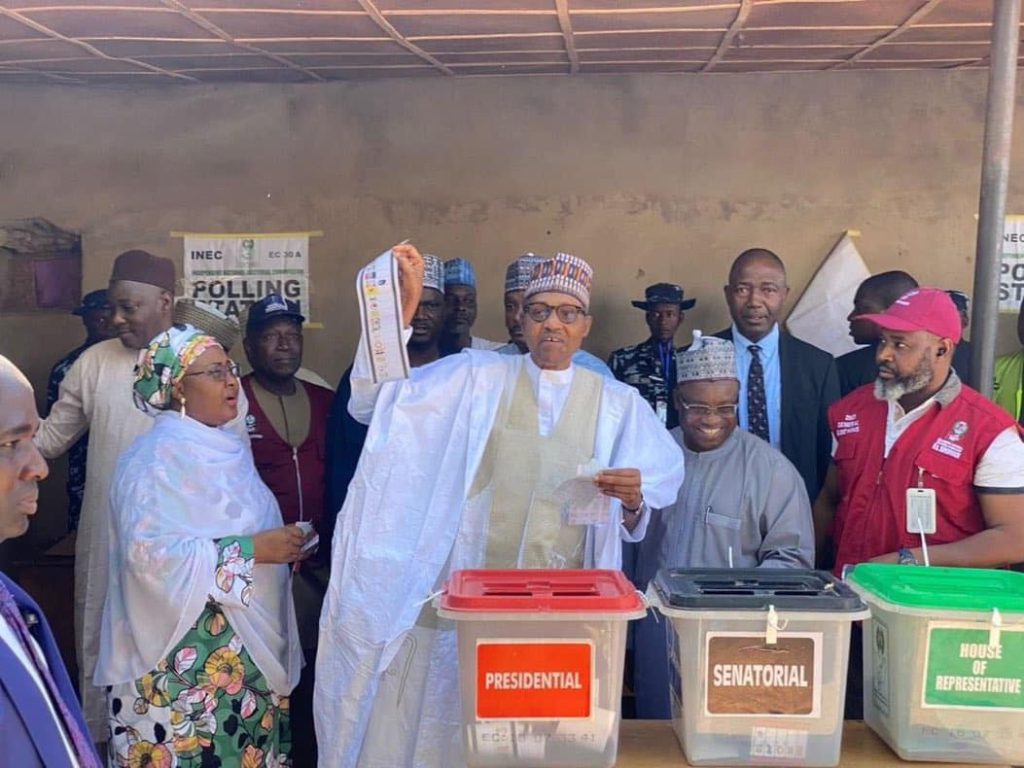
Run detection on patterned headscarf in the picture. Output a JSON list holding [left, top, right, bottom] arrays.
[[133, 324, 222, 416]]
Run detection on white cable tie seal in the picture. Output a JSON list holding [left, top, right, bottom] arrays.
[[638, 589, 658, 622], [990, 607, 1003, 648], [766, 604, 779, 646], [416, 588, 445, 609]]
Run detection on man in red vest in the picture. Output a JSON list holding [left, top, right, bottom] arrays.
[[240, 293, 333, 767], [815, 288, 1024, 576]]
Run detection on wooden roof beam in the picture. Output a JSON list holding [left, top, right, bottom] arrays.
[[0, 5, 197, 81], [554, 0, 578, 74], [158, 0, 326, 81], [832, 0, 949, 69], [703, 0, 751, 72], [355, 0, 454, 76]]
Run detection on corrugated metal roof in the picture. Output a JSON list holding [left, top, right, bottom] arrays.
[[0, 0, 1012, 85]]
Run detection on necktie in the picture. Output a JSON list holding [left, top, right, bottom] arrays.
[[747, 344, 770, 442], [658, 342, 674, 399], [0, 580, 98, 767]]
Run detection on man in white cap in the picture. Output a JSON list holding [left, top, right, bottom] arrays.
[[325, 252, 448, 521], [631, 331, 813, 718], [315, 243, 683, 767], [496, 253, 612, 376]]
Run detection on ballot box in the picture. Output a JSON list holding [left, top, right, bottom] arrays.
[[437, 568, 645, 767], [649, 568, 868, 767]]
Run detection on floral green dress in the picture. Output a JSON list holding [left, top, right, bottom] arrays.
[[107, 537, 291, 768]]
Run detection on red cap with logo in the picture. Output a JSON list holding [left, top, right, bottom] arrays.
[[855, 287, 963, 344]]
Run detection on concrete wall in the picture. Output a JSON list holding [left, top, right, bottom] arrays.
[[1, 69, 1022, 547]]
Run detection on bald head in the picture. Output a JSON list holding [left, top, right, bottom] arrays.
[[0, 355, 32, 393], [848, 271, 919, 345], [0, 355, 48, 543], [728, 248, 787, 286], [724, 248, 790, 342]]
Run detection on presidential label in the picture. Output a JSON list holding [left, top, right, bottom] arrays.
[[476, 640, 593, 721], [705, 632, 822, 717], [923, 624, 1024, 710]]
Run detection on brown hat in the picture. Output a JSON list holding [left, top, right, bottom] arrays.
[[109, 249, 176, 293], [173, 298, 240, 351]]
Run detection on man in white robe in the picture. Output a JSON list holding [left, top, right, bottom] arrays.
[[315, 246, 684, 768], [36, 250, 251, 740], [36, 250, 178, 738]]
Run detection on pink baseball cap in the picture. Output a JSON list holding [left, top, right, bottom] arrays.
[[855, 287, 963, 344]]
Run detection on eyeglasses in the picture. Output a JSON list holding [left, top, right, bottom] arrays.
[[184, 361, 240, 382], [679, 401, 739, 418], [523, 303, 587, 324]]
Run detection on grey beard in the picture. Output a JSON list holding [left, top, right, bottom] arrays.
[[874, 362, 934, 402]]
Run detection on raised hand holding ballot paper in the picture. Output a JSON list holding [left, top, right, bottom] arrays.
[[316, 243, 684, 767]]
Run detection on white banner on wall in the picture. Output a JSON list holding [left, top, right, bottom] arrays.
[[176, 231, 318, 321], [1000, 215, 1024, 312], [786, 232, 871, 357]]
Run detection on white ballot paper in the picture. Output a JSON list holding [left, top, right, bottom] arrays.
[[357, 249, 410, 384], [555, 459, 609, 526]]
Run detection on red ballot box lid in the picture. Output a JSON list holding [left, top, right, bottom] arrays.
[[440, 568, 643, 613]]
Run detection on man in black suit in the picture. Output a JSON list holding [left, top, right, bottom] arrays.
[[836, 271, 919, 396], [0, 355, 100, 767], [716, 248, 840, 503]]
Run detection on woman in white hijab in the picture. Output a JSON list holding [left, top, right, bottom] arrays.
[[95, 325, 313, 767]]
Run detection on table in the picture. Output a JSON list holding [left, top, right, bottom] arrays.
[[615, 720, 1010, 767]]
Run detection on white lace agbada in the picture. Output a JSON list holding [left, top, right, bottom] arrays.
[[94, 412, 301, 696]]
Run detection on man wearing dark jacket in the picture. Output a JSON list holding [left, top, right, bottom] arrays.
[[716, 248, 840, 503], [0, 354, 100, 767], [240, 293, 333, 768], [608, 282, 695, 429]]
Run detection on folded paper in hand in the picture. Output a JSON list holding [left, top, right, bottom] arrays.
[[554, 460, 609, 526]]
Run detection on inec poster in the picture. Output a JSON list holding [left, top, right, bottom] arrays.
[[1001, 216, 1024, 312], [178, 232, 314, 321]]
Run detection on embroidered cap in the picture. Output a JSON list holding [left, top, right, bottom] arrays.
[[505, 254, 544, 294], [676, 330, 738, 384], [523, 252, 593, 310], [422, 253, 444, 292], [856, 287, 963, 344], [444, 258, 476, 290]]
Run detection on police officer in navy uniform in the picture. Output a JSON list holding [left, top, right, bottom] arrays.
[[608, 283, 695, 429]]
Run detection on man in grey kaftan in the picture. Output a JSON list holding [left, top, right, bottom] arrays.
[[632, 332, 814, 718]]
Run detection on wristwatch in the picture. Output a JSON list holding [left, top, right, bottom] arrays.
[[623, 496, 646, 516], [897, 547, 919, 565]]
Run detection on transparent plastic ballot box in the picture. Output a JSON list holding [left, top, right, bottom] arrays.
[[847, 564, 1024, 765], [436, 568, 646, 768], [648, 567, 869, 767]]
